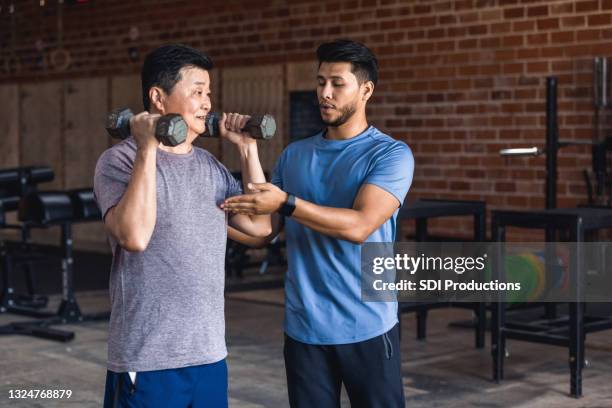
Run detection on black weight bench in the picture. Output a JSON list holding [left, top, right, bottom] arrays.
[[396, 199, 487, 349], [491, 207, 612, 398], [0, 188, 107, 342]]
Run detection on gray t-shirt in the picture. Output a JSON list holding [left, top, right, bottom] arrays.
[[93, 137, 241, 373]]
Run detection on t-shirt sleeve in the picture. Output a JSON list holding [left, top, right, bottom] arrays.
[[270, 151, 284, 190], [364, 141, 414, 206], [93, 148, 133, 220], [219, 165, 243, 199]]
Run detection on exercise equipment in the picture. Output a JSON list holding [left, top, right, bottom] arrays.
[[396, 199, 487, 350], [202, 112, 276, 140], [500, 76, 612, 208], [482, 250, 568, 304], [106, 108, 187, 146], [492, 208, 612, 398], [106, 108, 276, 145], [0, 187, 108, 342], [0, 166, 56, 312]]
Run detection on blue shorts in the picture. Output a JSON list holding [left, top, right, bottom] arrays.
[[103, 359, 228, 408]]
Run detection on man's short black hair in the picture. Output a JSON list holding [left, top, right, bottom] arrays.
[[316, 39, 378, 85], [141, 44, 213, 111]]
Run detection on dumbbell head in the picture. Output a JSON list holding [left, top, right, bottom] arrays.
[[105, 108, 133, 140], [201, 113, 276, 140], [202, 112, 221, 138], [155, 114, 188, 146], [244, 114, 276, 140]]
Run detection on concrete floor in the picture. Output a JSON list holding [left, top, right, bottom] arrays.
[[0, 290, 611, 407]]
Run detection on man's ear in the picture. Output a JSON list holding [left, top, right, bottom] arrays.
[[362, 81, 374, 102], [149, 87, 165, 113]]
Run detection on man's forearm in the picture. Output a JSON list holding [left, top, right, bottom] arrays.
[[238, 143, 266, 186], [291, 198, 367, 243], [112, 147, 157, 250], [238, 143, 270, 228]]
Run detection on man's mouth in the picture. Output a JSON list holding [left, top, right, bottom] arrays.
[[319, 104, 335, 111]]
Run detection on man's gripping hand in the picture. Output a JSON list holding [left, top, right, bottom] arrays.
[[218, 113, 256, 148], [129, 111, 160, 150]]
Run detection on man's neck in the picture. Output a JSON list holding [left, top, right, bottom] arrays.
[[157, 142, 193, 155], [325, 116, 369, 141], [157, 133, 197, 155]]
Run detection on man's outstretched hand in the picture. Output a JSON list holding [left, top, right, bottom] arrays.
[[221, 183, 288, 215]]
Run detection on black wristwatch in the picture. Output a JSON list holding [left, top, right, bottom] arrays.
[[278, 193, 296, 217]]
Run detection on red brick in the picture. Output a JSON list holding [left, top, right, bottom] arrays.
[[527, 5, 548, 17], [481, 37, 501, 48], [439, 14, 457, 25], [0, 0, 598, 240], [561, 15, 585, 27], [576, 29, 601, 41], [458, 39, 478, 49], [414, 4, 431, 14], [427, 28, 446, 39], [575, 0, 599, 13], [540, 46, 564, 58], [480, 64, 502, 75], [588, 14, 611, 26], [490, 22, 512, 34], [551, 31, 575, 43], [537, 18, 559, 30], [460, 12, 479, 23], [517, 49, 540, 59], [513, 20, 536, 32], [527, 32, 549, 45], [481, 9, 502, 21], [504, 7, 524, 19], [527, 61, 549, 73], [503, 63, 524, 74], [502, 35, 524, 47], [468, 24, 488, 35], [550, 2, 574, 14]]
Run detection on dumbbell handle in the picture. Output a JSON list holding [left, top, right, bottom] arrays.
[[202, 112, 276, 140]]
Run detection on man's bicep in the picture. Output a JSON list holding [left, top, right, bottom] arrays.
[[353, 183, 401, 228]]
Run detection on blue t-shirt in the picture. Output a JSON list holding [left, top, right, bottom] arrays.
[[271, 126, 414, 344]]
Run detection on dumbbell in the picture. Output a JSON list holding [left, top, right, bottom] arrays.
[[105, 108, 187, 147], [201, 112, 276, 140], [106, 108, 276, 144]]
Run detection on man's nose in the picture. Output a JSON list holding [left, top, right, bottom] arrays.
[[321, 83, 333, 100], [201, 100, 211, 112]]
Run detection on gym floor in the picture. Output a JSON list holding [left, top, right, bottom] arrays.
[[1, 289, 611, 408]]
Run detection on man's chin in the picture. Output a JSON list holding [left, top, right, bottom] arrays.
[[322, 118, 344, 127], [189, 126, 206, 137]]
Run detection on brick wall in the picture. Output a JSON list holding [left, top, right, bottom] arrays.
[[2, 0, 612, 240]]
